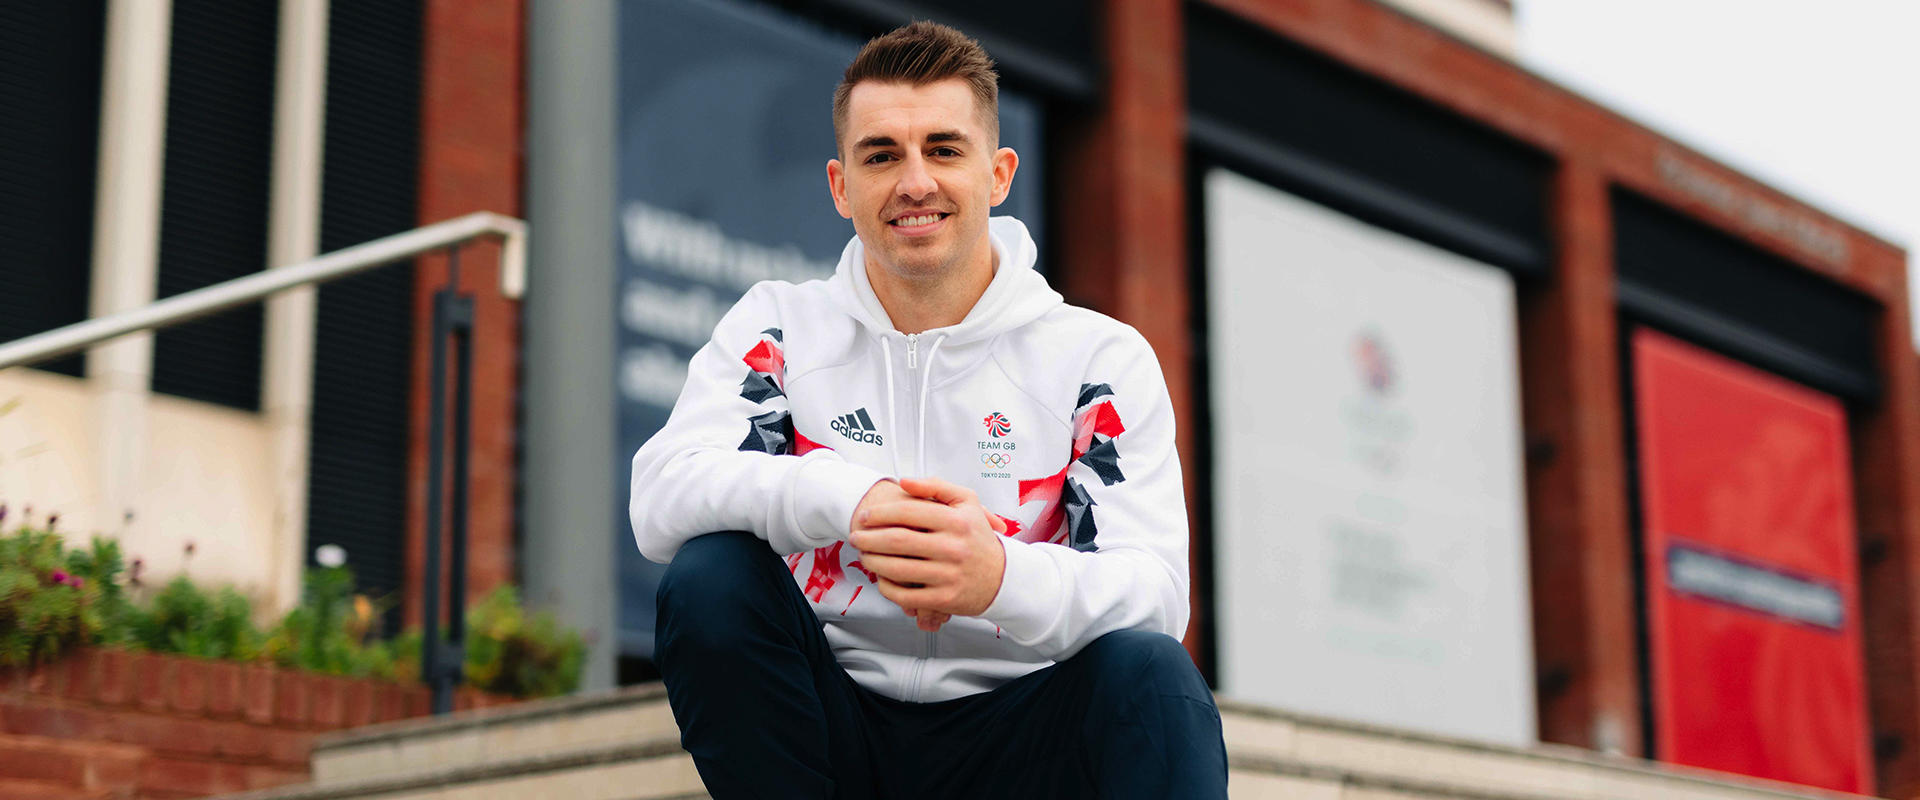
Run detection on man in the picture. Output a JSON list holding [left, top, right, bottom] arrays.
[[631, 21, 1227, 799]]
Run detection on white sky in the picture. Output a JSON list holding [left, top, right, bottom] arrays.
[[1513, 1, 1920, 343]]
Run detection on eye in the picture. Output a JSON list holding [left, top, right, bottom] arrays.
[[931, 146, 960, 157], [864, 152, 895, 165]]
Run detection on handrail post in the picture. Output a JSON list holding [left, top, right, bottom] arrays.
[[423, 245, 476, 715]]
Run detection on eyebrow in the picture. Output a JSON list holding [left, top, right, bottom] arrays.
[[851, 130, 973, 151]]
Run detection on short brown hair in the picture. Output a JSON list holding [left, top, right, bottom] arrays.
[[832, 21, 999, 152]]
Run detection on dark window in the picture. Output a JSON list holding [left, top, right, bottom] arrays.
[[0, 2, 106, 376], [1186, 3, 1552, 275], [307, 0, 423, 621], [1613, 189, 1879, 402], [763, 0, 1098, 97], [152, 0, 279, 410]]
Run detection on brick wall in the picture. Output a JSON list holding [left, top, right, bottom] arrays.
[[0, 648, 509, 799]]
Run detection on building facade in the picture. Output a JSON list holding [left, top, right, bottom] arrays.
[[3, 0, 1914, 795]]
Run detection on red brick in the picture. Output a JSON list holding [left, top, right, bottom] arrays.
[[60, 649, 98, 702], [132, 653, 169, 713], [404, 0, 525, 631], [273, 673, 310, 727], [169, 658, 209, 716], [209, 720, 265, 761], [308, 676, 343, 729], [0, 733, 142, 791], [205, 661, 241, 719], [138, 756, 243, 797], [0, 698, 88, 739], [241, 665, 276, 725], [262, 728, 312, 767], [105, 711, 216, 759], [93, 650, 132, 707], [403, 686, 429, 718], [341, 679, 375, 728], [373, 682, 406, 722], [0, 736, 89, 784], [244, 765, 307, 790]]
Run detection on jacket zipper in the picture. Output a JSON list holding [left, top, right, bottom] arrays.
[[902, 331, 936, 700]]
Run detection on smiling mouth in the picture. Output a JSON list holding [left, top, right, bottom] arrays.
[[889, 212, 950, 227]]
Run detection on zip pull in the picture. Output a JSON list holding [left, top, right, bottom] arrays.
[[906, 332, 919, 369]]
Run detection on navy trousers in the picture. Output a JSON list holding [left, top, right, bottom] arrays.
[[655, 531, 1229, 799]]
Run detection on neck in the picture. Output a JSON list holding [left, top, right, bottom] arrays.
[[866, 235, 997, 334]]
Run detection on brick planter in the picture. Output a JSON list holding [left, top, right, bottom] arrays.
[[0, 647, 515, 799]]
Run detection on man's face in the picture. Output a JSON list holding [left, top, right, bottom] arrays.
[[828, 79, 1018, 283]]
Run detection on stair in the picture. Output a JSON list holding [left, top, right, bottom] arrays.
[[0, 733, 141, 799], [209, 685, 1883, 800]]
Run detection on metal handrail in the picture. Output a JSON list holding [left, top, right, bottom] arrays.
[[0, 210, 527, 369]]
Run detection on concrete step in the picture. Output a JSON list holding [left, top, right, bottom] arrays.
[[212, 684, 1884, 800]]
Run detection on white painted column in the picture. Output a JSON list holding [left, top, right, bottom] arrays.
[[86, 0, 173, 539], [262, 0, 330, 614]]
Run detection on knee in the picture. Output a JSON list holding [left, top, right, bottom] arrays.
[[656, 531, 772, 624], [1079, 631, 1210, 699]]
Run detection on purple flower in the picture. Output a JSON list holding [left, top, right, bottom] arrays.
[[70, 576, 84, 589], [183, 540, 196, 556], [46, 513, 58, 530], [50, 570, 70, 586]]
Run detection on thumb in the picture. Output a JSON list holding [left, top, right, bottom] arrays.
[[986, 511, 1008, 535]]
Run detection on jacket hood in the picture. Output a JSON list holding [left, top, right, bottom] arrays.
[[831, 216, 1062, 344]]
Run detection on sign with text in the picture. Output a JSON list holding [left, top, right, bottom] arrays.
[[1633, 328, 1871, 793], [1206, 168, 1535, 745]]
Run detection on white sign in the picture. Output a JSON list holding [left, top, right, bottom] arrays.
[[1206, 169, 1536, 746]]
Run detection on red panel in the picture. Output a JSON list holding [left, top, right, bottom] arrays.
[[1633, 329, 1871, 793]]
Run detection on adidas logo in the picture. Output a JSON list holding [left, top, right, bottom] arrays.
[[830, 408, 884, 445]]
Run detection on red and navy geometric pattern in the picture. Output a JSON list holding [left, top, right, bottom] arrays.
[[1004, 383, 1126, 552], [735, 328, 828, 456]]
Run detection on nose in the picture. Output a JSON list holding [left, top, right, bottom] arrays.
[[895, 153, 937, 201]]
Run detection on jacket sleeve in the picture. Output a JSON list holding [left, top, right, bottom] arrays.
[[979, 327, 1191, 661], [629, 282, 890, 564]]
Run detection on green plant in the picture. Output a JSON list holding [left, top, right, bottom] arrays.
[[263, 565, 364, 674], [2, 520, 584, 698], [129, 575, 261, 660], [63, 536, 135, 646], [461, 585, 585, 699], [0, 523, 102, 666]]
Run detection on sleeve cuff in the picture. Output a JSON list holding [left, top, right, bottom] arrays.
[[981, 536, 1062, 643], [792, 455, 892, 542]]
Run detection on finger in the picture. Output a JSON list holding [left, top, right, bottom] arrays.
[[916, 611, 947, 632], [849, 528, 947, 560], [857, 552, 946, 585], [874, 576, 942, 612], [858, 498, 963, 532], [899, 476, 978, 507], [985, 511, 1008, 535]]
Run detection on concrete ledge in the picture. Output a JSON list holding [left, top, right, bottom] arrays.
[[313, 683, 667, 753], [218, 739, 693, 800]]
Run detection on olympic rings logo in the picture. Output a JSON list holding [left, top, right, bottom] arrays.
[[982, 452, 1012, 469]]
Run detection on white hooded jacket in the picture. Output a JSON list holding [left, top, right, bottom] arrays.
[[630, 216, 1189, 703]]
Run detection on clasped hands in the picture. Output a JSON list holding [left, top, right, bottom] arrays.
[[849, 477, 1007, 633]]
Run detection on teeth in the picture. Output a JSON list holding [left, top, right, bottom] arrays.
[[895, 214, 941, 227]]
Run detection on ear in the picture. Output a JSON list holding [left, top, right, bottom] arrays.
[[827, 158, 852, 219], [988, 147, 1019, 207]]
